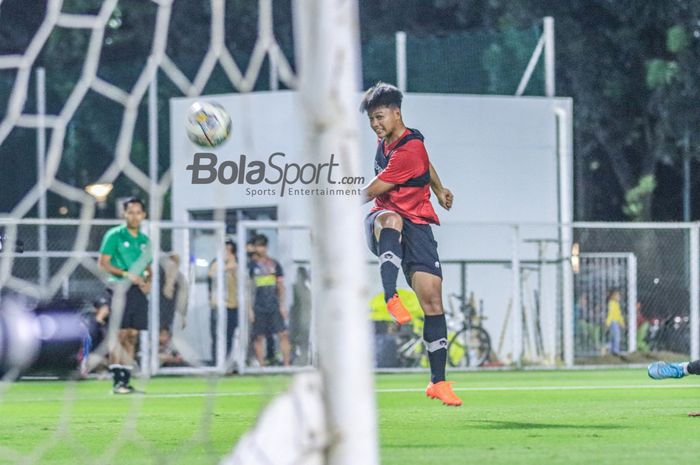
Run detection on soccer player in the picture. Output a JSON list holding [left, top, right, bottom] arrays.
[[360, 82, 461, 407], [248, 234, 291, 367], [98, 197, 152, 394], [208, 238, 238, 367], [78, 294, 111, 377], [648, 360, 700, 380]]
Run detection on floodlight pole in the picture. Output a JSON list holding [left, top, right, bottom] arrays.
[[544, 16, 555, 97], [148, 71, 159, 224], [36, 67, 48, 289], [147, 71, 159, 378], [691, 225, 699, 360], [396, 31, 407, 92]]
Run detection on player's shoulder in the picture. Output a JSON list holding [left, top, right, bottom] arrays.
[[103, 224, 125, 240], [138, 230, 151, 242], [392, 137, 428, 161], [105, 224, 124, 234], [398, 137, 426, 150]]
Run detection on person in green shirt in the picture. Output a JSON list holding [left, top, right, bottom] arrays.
[[98, 197, 152, 394]]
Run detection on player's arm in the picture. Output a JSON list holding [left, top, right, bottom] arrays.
[[98, 254, 142, 284], [247, 277, 255, 322], [277, 278, 287, 320], [276, 262, 287, 320], [429, 162, 453, 211], [139, 264, 153, 294], [361, 176, 395, 203]]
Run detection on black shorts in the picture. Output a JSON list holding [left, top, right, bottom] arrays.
[[252, 311, 286, 337], [364, 210, 443, 285], [108, 284, 149, 330]]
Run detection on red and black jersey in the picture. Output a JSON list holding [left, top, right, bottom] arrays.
[[370, 128, 439, 225]]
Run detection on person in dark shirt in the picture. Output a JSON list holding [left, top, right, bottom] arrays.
[[79, 294, 111, 377], [248, 234, 290, 367]]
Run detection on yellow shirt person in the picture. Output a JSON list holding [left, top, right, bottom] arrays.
[[605, 292, 625, 328]]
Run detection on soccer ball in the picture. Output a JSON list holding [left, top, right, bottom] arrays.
[[185, 101, 232, 148]]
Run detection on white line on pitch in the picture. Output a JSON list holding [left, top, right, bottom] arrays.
[[4, 383, 700, 403], [377, 384, 700, 393]]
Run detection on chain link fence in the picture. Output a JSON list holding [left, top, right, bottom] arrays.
[[3, 220, 700, 371], [573, 225, 693, 364], [362, 25, 544, 95]]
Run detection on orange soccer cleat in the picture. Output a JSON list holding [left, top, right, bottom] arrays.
[[386, 293, 412, 325], [425, 381, 462, 407]]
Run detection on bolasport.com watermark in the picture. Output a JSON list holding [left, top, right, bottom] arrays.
[[186, 152, 365, 197]]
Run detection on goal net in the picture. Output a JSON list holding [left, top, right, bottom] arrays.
[[0, 0, 377, 464]]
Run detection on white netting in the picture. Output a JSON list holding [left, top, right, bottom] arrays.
[[0, 0, 295, 299], [0, 1, 378, 464], [0, 1, 337, 464]]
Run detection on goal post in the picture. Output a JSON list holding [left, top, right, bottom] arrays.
[[294, 0, 379, 464]]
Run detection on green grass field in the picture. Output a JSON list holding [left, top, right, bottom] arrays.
[[2, 369, 700, 464]]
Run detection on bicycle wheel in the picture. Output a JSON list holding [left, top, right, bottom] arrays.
[[447, 326, 491, 367]]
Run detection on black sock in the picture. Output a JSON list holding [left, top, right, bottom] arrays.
[[109, 364, 125, 387], [378, 228, 402, 302], [424, 314, 447, 383], [122, 366, 132, 386], [688, 360, 700, 375]]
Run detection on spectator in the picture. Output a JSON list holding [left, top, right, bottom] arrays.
[[248, 234, 290, 367], [78, 294, 111, 377], [208, 238, 239, 367], [159, 253, 188, 351], [159, 328, 185, 366], [289, 266, 311, 365], [606, 289, 625, 355]]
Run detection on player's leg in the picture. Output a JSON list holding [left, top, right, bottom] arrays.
[[109, 329, 133, 393], [118, 286, 148, 392], [266, 334, 277, 365], [366, 210, 411, 324], [412, 271, 447, 379], [250, 311, 266, 366], [210, 308, 218, 363], [109, 287, 134, 392], [120, 328, 138, 363], [226, 308, 238, 359], [253, 336, 266, 366], [609, 321, 620, 355], [273, 310, 291, 366], [412, 272, 461, 406], [647, 359, 700, 379], [403, 220, 461, 406], [279, 330, 291, 366]]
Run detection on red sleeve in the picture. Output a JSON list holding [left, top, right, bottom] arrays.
[[377, 141, 425, 185]]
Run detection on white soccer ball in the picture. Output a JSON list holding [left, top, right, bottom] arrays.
[[185, 101, 232, 148]]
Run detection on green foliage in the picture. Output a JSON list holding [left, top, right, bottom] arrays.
[[623, 174, 657, 220], [3, 0, 700, 220], [645, 59, 680, 89], [666, 25, 690, 54]]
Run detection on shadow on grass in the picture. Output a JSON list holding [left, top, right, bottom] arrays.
[[468, 420, 621, 430]]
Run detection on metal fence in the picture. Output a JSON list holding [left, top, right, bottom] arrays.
[[362, 25, 545, 95], [2, 219, 700, 372]]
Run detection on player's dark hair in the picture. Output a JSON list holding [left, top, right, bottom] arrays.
[[225, 238, 237, 254], [252, 234, 268, 247], [122, 197, 146, 212], [359, 82, 403, 113]]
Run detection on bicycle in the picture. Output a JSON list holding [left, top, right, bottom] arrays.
[[394, 321, 426, 368], [446, 293, 492, 367]]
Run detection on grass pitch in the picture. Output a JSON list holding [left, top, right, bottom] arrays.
[[2, 369, 700, 464]]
